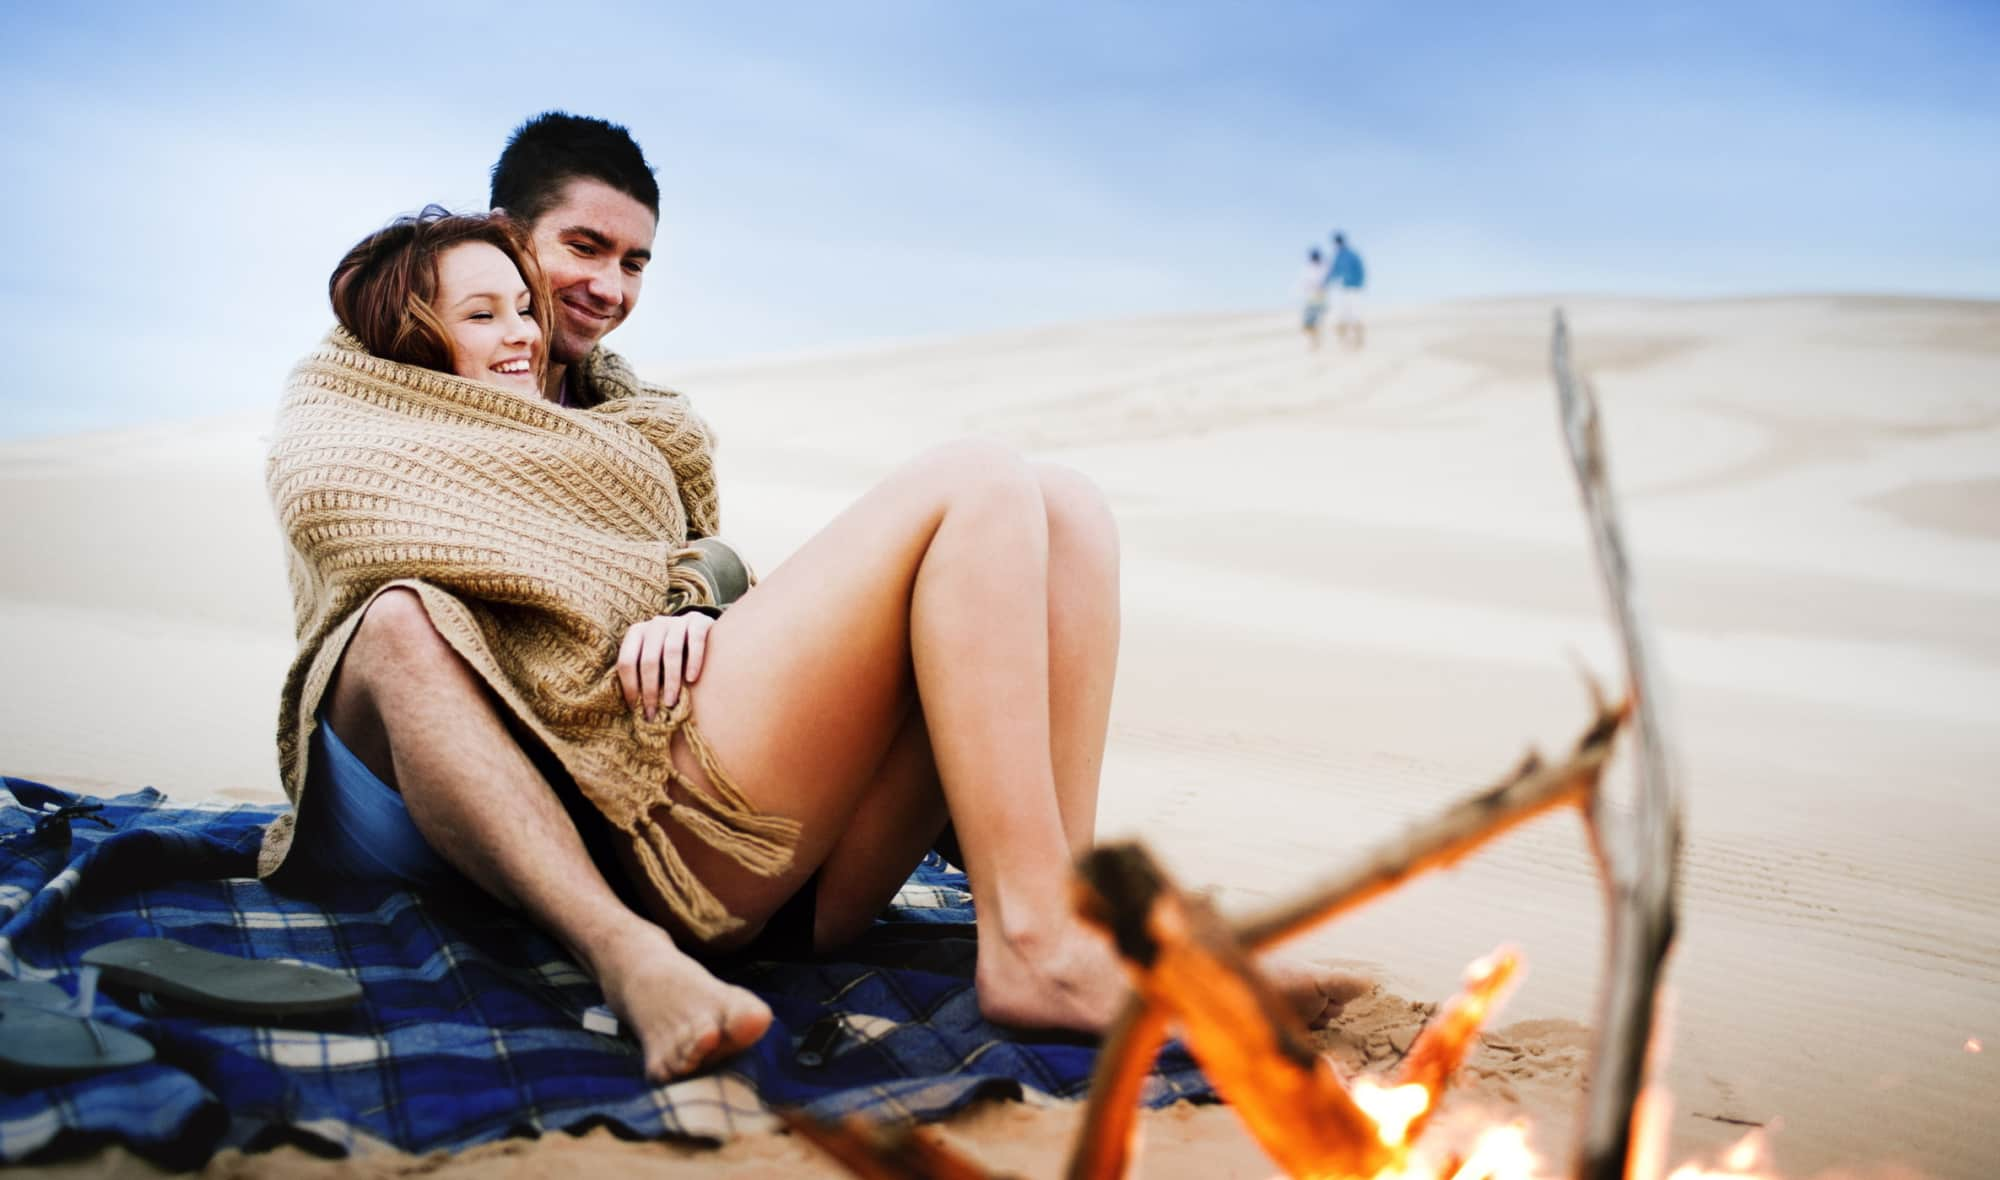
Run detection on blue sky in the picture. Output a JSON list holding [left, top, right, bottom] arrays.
[[1, 1, 1994, 439]]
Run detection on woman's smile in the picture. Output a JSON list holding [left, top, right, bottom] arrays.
[[436, 241, 544, 398]]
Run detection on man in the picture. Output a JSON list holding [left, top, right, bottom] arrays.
[[487, 113, 660, 407], [1324, 231, 1367, 349]]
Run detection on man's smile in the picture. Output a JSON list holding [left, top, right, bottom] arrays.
[[561, 298, 614, 323]]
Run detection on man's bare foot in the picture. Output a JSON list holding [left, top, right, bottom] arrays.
[[973, 916, 1132, 1033], [1260, 957, 1373, 1029], [593, 923, 771, 1082]]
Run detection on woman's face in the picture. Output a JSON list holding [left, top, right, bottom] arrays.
[[435, 241, 541, 398]]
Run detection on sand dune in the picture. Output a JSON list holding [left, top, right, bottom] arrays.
[[3, 295, 1995, 1178]]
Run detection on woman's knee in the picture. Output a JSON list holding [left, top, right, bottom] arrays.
[[911, 437, 1040, 504], [1034, 463, 1120, 573]]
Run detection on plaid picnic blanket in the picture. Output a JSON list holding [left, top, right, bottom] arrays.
[[0, 778, 1212, 1167]]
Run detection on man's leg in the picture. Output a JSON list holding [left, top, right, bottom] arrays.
[[322, 588, 767, 1081]]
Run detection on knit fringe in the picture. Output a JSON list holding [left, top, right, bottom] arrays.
[[622, 694, 802, 943], [632, 821, 738, 939]]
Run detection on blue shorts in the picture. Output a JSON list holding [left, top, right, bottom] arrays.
[[296, 718, 461, 890], [293, 717, 822, 959]]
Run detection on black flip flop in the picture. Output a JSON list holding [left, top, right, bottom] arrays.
[[81, 938, 362, 1018], [0, 979, 154, 1081]]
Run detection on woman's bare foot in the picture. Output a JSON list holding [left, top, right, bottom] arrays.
[[973, 908, 1373, 1036], [973, 915, 1133, 1032], [592, 923, 771, 1082]]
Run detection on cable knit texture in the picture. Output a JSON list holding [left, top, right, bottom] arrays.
[[259, 328, 798, 939]]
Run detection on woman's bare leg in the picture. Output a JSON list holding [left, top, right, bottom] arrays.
[[323, 589, 769, 1081], [653, 439, 1129, 1028], [797, 462, 1122, 949], [1035, 462, 1120, 856], [698, 452, 1364, 1024], [807, 709, 948, 947]]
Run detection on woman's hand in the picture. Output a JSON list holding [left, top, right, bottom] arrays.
[[616, 613, 714, 721]]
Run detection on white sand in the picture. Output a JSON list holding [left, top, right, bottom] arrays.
[[3, 295, 1996, 1178]]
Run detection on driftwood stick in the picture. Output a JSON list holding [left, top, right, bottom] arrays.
[[1552, 311, 1687, 1180], [1074, 844, 1393, 1180], [1061, 702, 1623, 1180], [780, 1110, 1010, 1180], [1061, 996, 1168, 1180], [1235, 701, 1625, 951]]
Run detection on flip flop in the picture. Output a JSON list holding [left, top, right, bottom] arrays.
[[81, 938, 362, 1018], [0, 978, 154, 1081]]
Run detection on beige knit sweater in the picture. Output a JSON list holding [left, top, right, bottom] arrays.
[[259, 328, 799, 938]]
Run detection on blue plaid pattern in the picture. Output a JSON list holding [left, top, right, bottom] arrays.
[[0, 779, 1211, 1166]]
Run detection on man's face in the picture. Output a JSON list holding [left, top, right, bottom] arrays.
[[524, 178, 658, 364]]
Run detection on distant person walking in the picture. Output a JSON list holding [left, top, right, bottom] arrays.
[[1298, 246, 1329, 351], [1324, 232, 1367, 349]]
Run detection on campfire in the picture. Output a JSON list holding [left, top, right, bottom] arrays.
[[781, 316, 1772, 1179]]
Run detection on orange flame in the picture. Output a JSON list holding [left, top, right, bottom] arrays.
[[1352, 1081, 1432, 1147], [1262, 948, 1801, 1180], [1396, 949, 1522, 1116], [1331, 1121, 1784, 1180], [1444, 1123, 1538, 1180], [1338, 950, 1545, 1179], [1662, 1129, 1773, 1179]]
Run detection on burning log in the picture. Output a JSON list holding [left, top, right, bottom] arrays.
[[1070, 850, 1542, 1178], [1551, 311, 1687, 1180], [1075, 845, 1398, 1179], [1065, 705, 1623, 1179], [1061, 1000, 1168, 1180]]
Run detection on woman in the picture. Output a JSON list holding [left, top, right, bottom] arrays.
[[272, 209, 1348, 1083], [326, 207, 551, 400]]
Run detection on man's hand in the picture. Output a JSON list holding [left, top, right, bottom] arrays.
[[616, 613, 714, 721]]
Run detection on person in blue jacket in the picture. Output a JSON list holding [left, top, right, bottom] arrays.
[[1323, 231, 1367, 349]]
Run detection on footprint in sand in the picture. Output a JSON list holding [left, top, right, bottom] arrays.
[[1311, 987, 1594, 1108]]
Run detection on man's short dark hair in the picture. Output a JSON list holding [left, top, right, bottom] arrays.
[[489, 112, 661, 227]]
